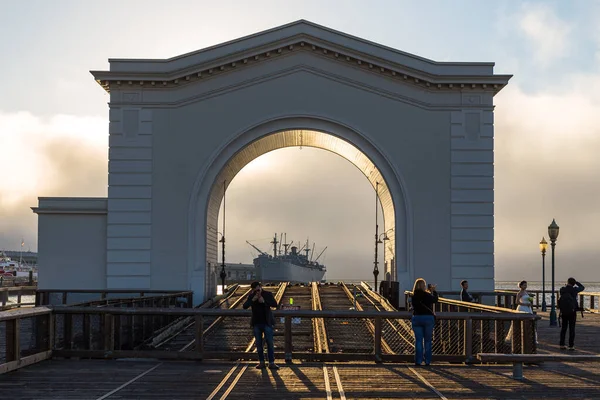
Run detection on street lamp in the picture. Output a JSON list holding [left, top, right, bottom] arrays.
[[374, 182, 380, 291], [548, 219, 560, 326], [219, 180, 227, 291], [219, 233, 226, 290], [539, 237, 548, 312]]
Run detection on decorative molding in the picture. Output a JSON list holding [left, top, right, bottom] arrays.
[[94, 40, 509, 95]]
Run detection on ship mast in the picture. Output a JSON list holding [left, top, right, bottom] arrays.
[[283, 233, 292, 255], [271, 233, 279, 258], [304, 238, 310, 259]]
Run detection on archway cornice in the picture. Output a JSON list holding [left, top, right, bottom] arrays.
[[92, 27, 511, 95]]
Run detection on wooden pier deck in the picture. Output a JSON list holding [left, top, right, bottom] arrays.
[[2, 311, 599, 399]]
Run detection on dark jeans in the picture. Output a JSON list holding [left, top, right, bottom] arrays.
[[560, 313, 577, 347], [412, 315, 435, 365], [253, 324, 275, 363]]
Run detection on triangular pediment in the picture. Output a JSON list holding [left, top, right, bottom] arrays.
[[91, 20, 511, 94]]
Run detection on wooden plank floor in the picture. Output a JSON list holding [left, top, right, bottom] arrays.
[[0, 312, 598, 399]]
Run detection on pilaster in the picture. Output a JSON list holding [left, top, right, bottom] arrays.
[[106, 89, 153, 289], [450, 94, 495, 290]]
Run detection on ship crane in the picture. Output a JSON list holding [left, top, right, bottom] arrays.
[[314, 247, 328, 263], [245, 241, 269, 257]]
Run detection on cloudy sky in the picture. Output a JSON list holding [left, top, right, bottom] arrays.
[[1, 0, 599, 282]]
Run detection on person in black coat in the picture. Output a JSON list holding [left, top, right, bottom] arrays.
[[243, 281, 279, 369], [410, 278, 438, 366], [460, 280, 474, 302], [558, 277, 585, 350]]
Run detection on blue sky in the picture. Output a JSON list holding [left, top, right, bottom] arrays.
[[1, 1, 599, 281]]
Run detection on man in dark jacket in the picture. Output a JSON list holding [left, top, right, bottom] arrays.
[[559, 277, 585, 350], [460, 280, 474, 302], [243, 281, 279, 369]]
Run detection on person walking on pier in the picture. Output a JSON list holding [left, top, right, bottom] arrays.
[[558, 277, 585, 351], [243, 281, 280, 369], [410, 278, 438, 366]]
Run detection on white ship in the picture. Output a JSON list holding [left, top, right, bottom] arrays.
[[247, 234, 327, 283]]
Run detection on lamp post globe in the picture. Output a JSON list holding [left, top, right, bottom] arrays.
[[539, 237, 548, 312], [548, 219, 559, 326]]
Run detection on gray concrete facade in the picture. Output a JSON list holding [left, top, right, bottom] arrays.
[[33, 21, 510, 304]]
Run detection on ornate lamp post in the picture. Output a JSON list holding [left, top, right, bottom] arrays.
[[539, 237, 548, 312], [373, 182, 380, 291], [548, 219, 560, 326], [219, 180, 227, 291]]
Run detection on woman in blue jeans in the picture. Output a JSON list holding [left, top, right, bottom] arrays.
[[410, 278, 438, 366]]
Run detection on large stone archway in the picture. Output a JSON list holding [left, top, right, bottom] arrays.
[[34, 20, 510, 304], [189, 116, 412, 299]]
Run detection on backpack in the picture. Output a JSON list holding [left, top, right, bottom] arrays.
[[558, 290, 577, 315]]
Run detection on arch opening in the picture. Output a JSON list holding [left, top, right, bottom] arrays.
[[189, 118, 412, 301]]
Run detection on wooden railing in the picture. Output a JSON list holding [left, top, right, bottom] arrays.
[[0, 286, 37, 311], [0, 307, 53, 374], [404, 289, 600, 312], [69, 291, 193, 308], [35, 289, 192, 306]]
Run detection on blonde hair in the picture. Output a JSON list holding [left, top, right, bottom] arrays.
[[412, 278, 426, 293]]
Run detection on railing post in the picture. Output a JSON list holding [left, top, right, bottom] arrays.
[[284, 316, 292, 363], [103, 314, 115, 354], [6, 318, 20, 362], [62, 292, 68, 305], [195, 315, 204, 356], [591, 295, 595, 310], [48, 313, 55, 351], [522, 318, 534, 354], [464, 318, 473, 364], [374, 316, 382, 362]]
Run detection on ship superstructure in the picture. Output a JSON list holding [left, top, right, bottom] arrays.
[[247, 234, 327, 283]]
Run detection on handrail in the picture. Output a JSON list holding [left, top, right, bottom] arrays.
[[50, 306, 541, 320], [0, 307, 53, 374], [69, 291, 193, 307], [436, 297, 524, 314], [404, 290, 523, 314], [0, 286, 38, 310], [35, 288, 192, 306]]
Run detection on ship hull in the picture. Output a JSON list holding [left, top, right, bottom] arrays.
[[255, 258, 325, 283]]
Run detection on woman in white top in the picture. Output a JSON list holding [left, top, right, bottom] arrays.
[[515, 280, 533, 313], [506, 280, 537, 343]]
